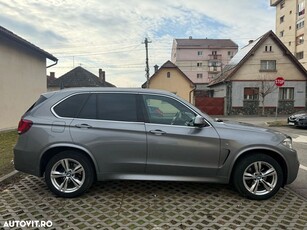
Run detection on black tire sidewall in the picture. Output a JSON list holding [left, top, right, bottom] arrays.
[[45, 150, 94, 198], [233, 154, 283, 200]]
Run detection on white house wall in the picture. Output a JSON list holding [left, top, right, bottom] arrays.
[[232, 81, 306, 107], [0, 37, 46, 130]]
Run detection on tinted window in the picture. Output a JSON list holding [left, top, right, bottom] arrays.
[[77, 94, 97, 119], [97, 93, 138, 122], [54, 94, 89, 118], [25, 95, 47, 114]]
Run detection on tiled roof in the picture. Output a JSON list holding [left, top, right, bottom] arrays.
[[0, 25, 57, 61], [175, 38, 238, 48], [208, 30, 307, 87], [48, 66, 115, 88]]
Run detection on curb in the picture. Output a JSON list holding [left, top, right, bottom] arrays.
[[0, 170, 19, 183]]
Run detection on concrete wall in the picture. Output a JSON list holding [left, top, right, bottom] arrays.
[[171, 39, 237, 84], [148, 68, 194, 103], [273, 0, 307, 70], [0, 37, 46, 130]]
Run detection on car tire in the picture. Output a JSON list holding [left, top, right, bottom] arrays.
[[233, 154, 283, 200], [45, 150, 94, 198]]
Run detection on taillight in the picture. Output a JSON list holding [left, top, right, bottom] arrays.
[[18, 119, 33, 134]]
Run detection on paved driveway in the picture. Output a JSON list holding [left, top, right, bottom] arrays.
[[0, 175, 306, 229]]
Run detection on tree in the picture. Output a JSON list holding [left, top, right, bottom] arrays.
[[258, 75, 277, 116]]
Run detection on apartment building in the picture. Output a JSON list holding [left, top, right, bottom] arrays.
[[271, 0, 307, 68], [171, 37, 238, 88]]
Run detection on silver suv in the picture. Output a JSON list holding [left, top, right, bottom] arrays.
[[14, 88, 299, 200]]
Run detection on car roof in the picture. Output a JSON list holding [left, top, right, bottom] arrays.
[[46, 87, 176, 97]]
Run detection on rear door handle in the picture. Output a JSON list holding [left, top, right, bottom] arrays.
[[75, 124, 92, 129], [149, 130, 166, 135]]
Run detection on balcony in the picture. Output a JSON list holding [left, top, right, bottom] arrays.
[[208, 54, 222, 61]]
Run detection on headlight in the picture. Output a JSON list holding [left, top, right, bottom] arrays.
[[282, 137, 293, 149]]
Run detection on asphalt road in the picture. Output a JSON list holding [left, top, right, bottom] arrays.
[[223, 116, 307, 199]]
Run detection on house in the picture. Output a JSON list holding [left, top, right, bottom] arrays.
[[0, 26, 57, 130], [209, 30, 307, 115], [171, 37, 238, 88], [47, 66, 115, 91], [142, 60, 195, 103], [271, 0, 307, 69]]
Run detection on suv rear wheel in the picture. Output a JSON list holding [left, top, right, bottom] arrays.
[[45, 151, 94, 198], [233, 154, 283, 200]]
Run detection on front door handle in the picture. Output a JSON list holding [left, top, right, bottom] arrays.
[[75, 124, 92, 129], [149, 130, 166, 135]]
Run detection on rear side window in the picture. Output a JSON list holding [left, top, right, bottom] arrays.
[[53, 94, 89, 118], [97, 93, 138, 122], [25, 95, 47, 114], [77, 93, 138, 122]]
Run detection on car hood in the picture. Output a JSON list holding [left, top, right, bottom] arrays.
[[212, 120, 288, 145], [290, 111, 307, 118]]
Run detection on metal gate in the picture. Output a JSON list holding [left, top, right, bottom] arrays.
[[195, 93, 224, 115]]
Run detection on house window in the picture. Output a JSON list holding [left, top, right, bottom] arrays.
[[167, 72, 171, 78], [197, 73, 203, 79], [280, 30, 284, 37], [280, 16, 285, 23], [280, 0, 285, 9], [279, 88, 294, 100], [289, 41, 292, 46], [289, 26, 292, 30], [197, 51, 203, 56], [265, 45, 272, 52], [296, 19, 304, 29], [244, 88, 259, 100], [197, 62, 202, 67], [296, 34, 304, 45], [212, 51, 217, 55], [260, 60, 276, 71], [296, 51, 304, 59], [298, 1, 305, 16]]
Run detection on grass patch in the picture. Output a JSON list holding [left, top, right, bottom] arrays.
[[267, 120, 288, 127], [0, 130, 18, 177]]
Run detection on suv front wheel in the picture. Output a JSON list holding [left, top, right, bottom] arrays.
[[233, 154, 283, 200], [45, 151, 94, 198]]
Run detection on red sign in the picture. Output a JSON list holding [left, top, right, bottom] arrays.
[[275, 77, 285, 87]]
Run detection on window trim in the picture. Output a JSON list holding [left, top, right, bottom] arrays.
[[51, 92, 145, 123], [140, 93, 211, 128], [260, 60, 277, 72]]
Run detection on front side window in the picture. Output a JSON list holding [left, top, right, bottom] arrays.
[[143, 95, 196, 126], [279, 88, 294, 100], [197, 51, 203, 56], [260, 60, 276, 71], [244, 88, 259, 100]]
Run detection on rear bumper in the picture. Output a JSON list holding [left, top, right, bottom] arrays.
[[14, 148, 41, 177]]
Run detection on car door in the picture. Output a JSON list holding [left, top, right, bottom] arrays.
[[69, 93, 147, 175], [142, 94, 220, 178]]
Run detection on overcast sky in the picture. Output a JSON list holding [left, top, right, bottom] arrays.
[[0, 0, 275, 87]]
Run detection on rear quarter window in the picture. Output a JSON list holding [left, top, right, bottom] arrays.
[[53, 94, 89, 118]]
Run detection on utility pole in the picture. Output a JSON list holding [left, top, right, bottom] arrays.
[[143, 38, 151, 88]]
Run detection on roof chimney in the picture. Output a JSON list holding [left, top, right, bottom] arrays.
[[99, 69, 105, 84], [50, 72, 55, 79], [248, 40, 254, 44], [154, 64, 159, 73]]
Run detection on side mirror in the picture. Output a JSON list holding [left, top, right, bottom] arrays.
[[193, 115, 206, 127]]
